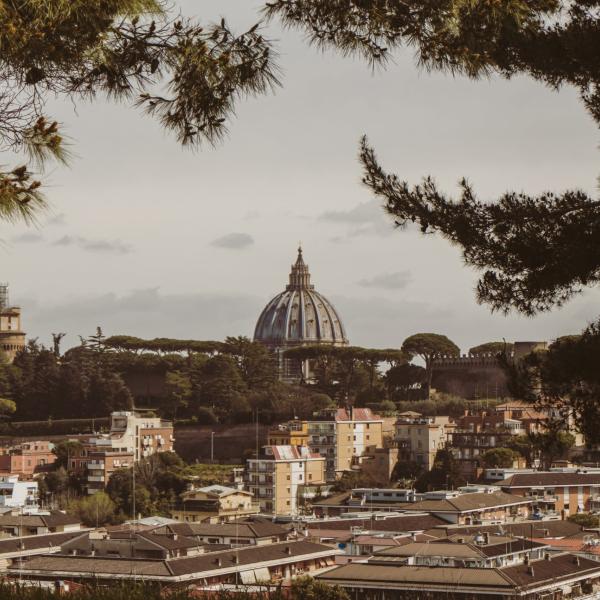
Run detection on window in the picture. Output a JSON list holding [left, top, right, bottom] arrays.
[[366, 435, 370, 441], [353, 435, 356, 441], [286, 500, 290, 505], [299, 474, 303, 480], [308, 473, 312, 480], [287, 475, 290, 481]]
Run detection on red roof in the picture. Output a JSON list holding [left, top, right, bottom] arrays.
[[336, 408, 382, 422]]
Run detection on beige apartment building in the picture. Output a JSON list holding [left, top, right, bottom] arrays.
[[171, 484, 259, 523], [246, 445, 327, 516], [70, 411, 174, 494], [395, 413, 454, 470], [307, 408, 383, 481]]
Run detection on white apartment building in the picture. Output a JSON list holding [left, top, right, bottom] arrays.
[[0, 476, 38, 510]]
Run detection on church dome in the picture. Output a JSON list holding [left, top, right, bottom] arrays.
[[254, 247, 349, 348]]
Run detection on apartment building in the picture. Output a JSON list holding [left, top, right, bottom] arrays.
[[171, 484, 259, 523], [245, 445, 327, 516], [0, 476, 38, 511], [395, 413, 454, 470], [69, 411, 174, 494], [267, 420, 309, 447], [499, 471, 600, 517], [307, 408, 383, 480], [408, 489, 533, 524], [0, 441, 56, 477], [449, 407, 544, 480]]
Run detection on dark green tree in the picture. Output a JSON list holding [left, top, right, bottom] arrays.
[[415, 449, 465, 492], [194, 354, 249, 422], [264, 0, 600, 440], [469, 342, 514, 356], [481, 447, 520, 469], [385, 363, 427, 401], [0, 0, 279, 223], [402, 334, 459, 399]]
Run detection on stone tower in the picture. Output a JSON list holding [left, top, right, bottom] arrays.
[[0, 284, 26, 362]]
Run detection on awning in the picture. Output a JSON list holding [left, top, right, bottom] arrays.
[[239, 567, 271, 584]]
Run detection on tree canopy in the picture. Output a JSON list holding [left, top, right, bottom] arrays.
[[401, 333, 459, 398], [0, 0, 279, 224], [469, 342, 514, 356], [263, 1, 600, 315]]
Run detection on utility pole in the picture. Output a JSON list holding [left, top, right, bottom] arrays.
[[210, 431, 215, 464]]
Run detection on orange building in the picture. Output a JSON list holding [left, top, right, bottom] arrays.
[[499, 471, 600, 517], [0, 441, 56, 477]]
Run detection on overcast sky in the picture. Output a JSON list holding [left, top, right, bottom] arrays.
[[2, 0, 600, 353]]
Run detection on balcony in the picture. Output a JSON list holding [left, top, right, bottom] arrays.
[[88, 475, 105, 483], [87, 461, 105, 469]]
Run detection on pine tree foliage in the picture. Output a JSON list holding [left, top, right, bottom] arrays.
[[0, 0, 279, 223], [265, 0, 600, 315]]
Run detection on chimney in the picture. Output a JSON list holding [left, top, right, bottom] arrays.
[[483, 532, 490, 545], [524, 555, 529, 565], [215, 558, 222, 567], [527, 566, 535, 577], [544, 553, 551, 561], [575, 556, 580, 566], [285, 546, 292, 555], [232, 554, 239, 564]]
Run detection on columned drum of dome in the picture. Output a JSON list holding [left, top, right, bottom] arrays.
[[254, 247, 349, 382]]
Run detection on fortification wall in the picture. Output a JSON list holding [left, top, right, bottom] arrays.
[[432, 354, 510, 399]]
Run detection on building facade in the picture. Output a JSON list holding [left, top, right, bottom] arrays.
[[245, 445, 327, 516], [395, 414, 454, 470], [171, 485, 259, 523], [0, 441, 56, 477], [69, 411, 174, 494], [307, 408, 383, 481], [499, 471, 600, 517]]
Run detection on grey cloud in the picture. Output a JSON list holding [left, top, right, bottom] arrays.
[[211, 232, 254, 249], [358, 271, 412, 290], [53, 235, 132, 254], [319, 199, 397, 239], [20, 288, 264, 350], [45, 213, 67, 226], [12, 232, 44, 243]]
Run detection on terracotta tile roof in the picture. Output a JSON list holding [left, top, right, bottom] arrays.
[[335, 408, 382, 422], [0, 531, 84, 555], [162, 516, 288, 539], [409, 492, 532, 513], [318, 563, 513, 589], [12, 540, 337, 580], [166, 540, 335, 577], [501, 553, 600, 588], [14, 555, 173, 577], [500, 472, 600, 487], [307, 514, 447, 533], [424, 519, 582, 540], [0, 511, 80, 528]]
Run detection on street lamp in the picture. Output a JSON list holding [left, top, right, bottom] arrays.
[[211, 431, 215, 464]]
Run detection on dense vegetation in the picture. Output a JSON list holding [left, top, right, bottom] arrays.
[[1, 330, 494, 424], [0, 579, 348, 600]]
